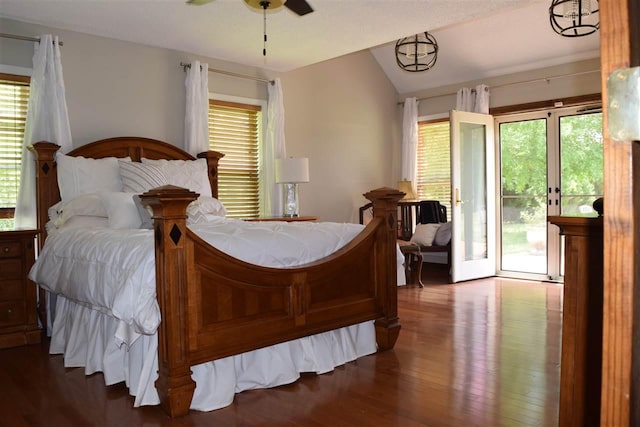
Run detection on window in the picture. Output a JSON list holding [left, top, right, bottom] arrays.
[[0, 73, 30, 229], [416, 119, 451, 219], [208, 100, 261, 218]]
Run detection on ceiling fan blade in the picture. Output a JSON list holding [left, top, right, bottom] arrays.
[[186, 0, 215, 5], [284, 0, 313, 16]]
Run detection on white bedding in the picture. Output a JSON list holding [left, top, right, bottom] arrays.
[[30, 217, 380, 339], [30, 216, 403, 411]]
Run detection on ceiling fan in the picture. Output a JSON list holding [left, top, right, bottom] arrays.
[[187, 0, 314, 16], [187, 0, 314, 55]]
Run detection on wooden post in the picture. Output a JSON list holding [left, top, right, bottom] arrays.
[[549, 216, 603, 427], [364, 187, 404, 351], [196, 151, 224, 199], [29, 141, 61, 249], [140, 185, 199, 418]]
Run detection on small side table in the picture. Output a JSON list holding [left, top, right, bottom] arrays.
[[245, 216, 318, 222], [398, 240, 423, 287]]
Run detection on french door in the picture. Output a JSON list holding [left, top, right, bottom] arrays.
[[496, 107, 603, 280], [450, 110, 495, 283]]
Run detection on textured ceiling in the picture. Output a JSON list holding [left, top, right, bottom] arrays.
[[0, 0, 600, 93]]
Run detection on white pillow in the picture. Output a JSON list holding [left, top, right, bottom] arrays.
[[187, 196, 227, 224], [410, 223, 441, 246], [57, 153, 128, 202], [51, 193, 108, 228], [434, 221, 452, 246], [98, 192, 142, 229], [141, 158, 212, 197], [133, 195, 154, 229], [118, 160, 168, 193]]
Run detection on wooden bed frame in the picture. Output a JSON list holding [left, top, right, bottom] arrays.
[[30, 136, 403, 417]]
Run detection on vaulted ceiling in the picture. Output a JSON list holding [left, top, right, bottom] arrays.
[[0, 0, 600, 94]]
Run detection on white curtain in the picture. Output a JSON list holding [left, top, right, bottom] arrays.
[[456, 84, 490, 114], [261, 78, 286, 216], [15, 34, 72, 229], [184, 60, 209, 156], [401, 97, 418, 187]]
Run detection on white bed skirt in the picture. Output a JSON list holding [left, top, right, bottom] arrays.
[[49, 295, 377, 411]]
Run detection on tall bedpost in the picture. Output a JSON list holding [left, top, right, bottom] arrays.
[[29, 141, 61, 249], [140, 185, 199, 418], [197, 150, 224, 199], [364, 187, 404, 351]]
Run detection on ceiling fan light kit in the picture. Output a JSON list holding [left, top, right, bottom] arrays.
[[549, 0, 599, 37], [395, 32, 438, 73]]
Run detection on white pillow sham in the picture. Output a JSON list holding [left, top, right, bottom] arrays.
[[141, 157, 212, 197], [118, 160, 168, 193], [187, 195, 227, 224], [57, 153, 129, 202], [50, 193, 108, 229], [98, 192, 143, 229]]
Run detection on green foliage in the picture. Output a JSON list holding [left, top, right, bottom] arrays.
[[500, 112, 603, 224]]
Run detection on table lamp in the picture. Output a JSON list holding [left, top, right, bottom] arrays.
[[275, 157, 310, 217], [397, 180, 417, 200]]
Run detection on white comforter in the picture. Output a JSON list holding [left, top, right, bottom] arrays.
[[30, 217, 387, 338]]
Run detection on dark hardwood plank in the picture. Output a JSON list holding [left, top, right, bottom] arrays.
[[0, 269, 561, 427]]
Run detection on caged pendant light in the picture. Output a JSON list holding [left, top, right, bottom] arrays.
[[395, 32, 438, 72], [549, 0, 599, 37]]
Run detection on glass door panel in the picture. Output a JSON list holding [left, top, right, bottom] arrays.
[[499, 118, 548, 275], [559, 112, 604, 216], [497, 107, 603, 281]]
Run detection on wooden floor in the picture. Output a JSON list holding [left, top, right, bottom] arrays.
[[0, 264, 562, 427]]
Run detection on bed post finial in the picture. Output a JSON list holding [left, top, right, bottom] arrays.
[[140, 185, 199, 417], [364, 187, 404, 351], [197, 151, 225, 199]]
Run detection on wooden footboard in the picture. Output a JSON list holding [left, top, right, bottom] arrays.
[[140, 186, 403, 417]]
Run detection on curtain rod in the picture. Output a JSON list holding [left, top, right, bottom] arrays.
[[180, 62, 273, 85], [0, 32, 64, 46], [399, 69, 600, 105]]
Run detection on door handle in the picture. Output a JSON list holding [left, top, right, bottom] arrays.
[[455, 188, 463, 206]]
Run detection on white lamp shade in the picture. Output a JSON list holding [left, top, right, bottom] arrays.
[[275, 157, 310, 183]]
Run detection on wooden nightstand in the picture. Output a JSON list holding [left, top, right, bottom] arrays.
[[0, 229, 41, 349], [245, 216, 318, 222]]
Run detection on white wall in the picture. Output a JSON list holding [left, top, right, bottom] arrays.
[[281, 52, 400, 222]]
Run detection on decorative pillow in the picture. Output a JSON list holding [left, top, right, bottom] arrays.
[[98, 192, 142, 229], [410, 223, 441, 246], [187, 197, 226, 225], [51, 193, 108, 228], [57, 153, 128, 202], [141, 158, 212, 197], [434, 221, 452, 246], [133, 195, 154, 229], [118, 160, 168, 193]]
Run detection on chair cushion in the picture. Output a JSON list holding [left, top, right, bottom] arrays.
[[410, 223, 441, 246]]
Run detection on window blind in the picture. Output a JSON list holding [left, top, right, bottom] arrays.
[[208, 100, 261, 218], [416, 120, 451, 220], [0, 74, 30, 220]]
